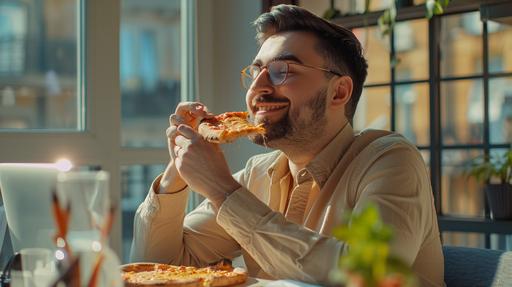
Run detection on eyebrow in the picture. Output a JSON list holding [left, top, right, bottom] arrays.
[[252, 53, 304, 66]]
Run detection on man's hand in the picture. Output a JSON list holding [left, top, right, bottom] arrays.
[[171, 124, 241, 209], [159, 102, 212, 194]]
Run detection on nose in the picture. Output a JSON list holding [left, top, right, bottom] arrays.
[[249, 67, 274, 95], [246, 68, 274, 110]]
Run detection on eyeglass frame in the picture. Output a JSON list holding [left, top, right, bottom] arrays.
[[240, 60, 343, 90]]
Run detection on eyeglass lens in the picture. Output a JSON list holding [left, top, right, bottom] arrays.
[[243, 61, 288, 89]]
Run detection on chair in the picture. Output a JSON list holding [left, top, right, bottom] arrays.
[[443, 245, 512, 287]]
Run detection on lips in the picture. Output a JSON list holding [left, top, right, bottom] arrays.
[[252, 94, 288, 108], [255, 103, 288, 112]]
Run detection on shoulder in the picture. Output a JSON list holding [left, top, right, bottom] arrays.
[[361, 132, 420, 161], [236, 150, 282, 191], [351, 131, 426, 177]]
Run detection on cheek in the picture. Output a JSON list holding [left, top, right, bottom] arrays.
[[245, 94, 252, 112]]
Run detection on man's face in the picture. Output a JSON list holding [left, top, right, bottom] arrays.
[[246, 31, 331, 148]]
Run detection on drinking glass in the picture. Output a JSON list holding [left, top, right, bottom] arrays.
[[56, 170, 122, 287], [10, 248, 56, 287], [56, 171, 109, 241]]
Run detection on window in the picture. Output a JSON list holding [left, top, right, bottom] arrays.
[[300, 1, 512, 250], [0, 0, 81, 130], [0, 0, 197, 261], [120, 0, 182, 148]]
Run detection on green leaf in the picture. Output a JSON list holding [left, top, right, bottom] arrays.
[[378, 7, 396, 37], [426, 0, 436, 19], [333, 204, 414, 285], [426, 0, 450, 19], [433, 2, 444, 15], [323, 8, 340, 20]]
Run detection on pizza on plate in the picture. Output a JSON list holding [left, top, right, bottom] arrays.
[[121, 260, 247, 287], [198, 111, 265, 144]]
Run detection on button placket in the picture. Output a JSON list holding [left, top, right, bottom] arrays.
[[285, 180, 313, 224]]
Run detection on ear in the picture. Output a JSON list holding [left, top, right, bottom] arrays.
[[329, 76, 353, 107]]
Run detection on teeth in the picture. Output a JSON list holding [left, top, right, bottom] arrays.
[[257, 105, 285, 112]]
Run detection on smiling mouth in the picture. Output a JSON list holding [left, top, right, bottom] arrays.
[[256, 104, 288, 112]]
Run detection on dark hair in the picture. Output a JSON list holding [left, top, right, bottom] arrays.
[[253, 5, 368, 124]]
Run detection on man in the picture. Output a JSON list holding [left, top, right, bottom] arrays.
[[131, 4, 444, 286]]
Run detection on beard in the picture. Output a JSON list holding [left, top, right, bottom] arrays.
[[250, 88, 328, 148]]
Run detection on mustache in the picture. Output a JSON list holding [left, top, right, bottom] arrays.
[[252, 94, 289, 105]]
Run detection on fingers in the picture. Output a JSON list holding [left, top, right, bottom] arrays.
[[170, 125, 203, 160], [177, 125, 201, 141], [166, 126, 178, 161], [175, 102, 212, 119], [169, 114, 184, 126], [176, 102, 208, 113], [166, 101, 211, 161], [169, 102, 214, 131]]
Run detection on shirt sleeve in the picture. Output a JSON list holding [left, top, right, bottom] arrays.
[[130, 174, 241, 266], [216, 187, 343, 285], [352, 143, 430, 266]]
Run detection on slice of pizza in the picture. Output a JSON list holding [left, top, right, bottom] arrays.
[[198, 111, 265, 144], [121, 262, 248, 287]]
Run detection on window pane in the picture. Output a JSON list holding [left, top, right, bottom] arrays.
[[121, 0, 181, 147], [0, 0, 80, 130], [394, 19, 428, 81], [441, 79, 483, 145], [489, 77, 512, 144], [440, 12, 483, 78], [395, 83, 429, 146], [121, 164, 165, 263], [490, 234, 512, 251], [298, 0, 395, 16], [488, 21, 512, 74], [443, 232, 485, 248], [366, 0, 391, 12], [297, 0, 330, 17], [121, 164, 203, 263], [441, 149, 485, 217], [353, 26, 390, 84], [353, 86, 390, 131]]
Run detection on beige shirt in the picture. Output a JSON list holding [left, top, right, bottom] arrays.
[[130, 124, 444, 286]]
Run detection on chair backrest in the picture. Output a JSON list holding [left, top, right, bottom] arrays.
[[443, 245, 512, 287]]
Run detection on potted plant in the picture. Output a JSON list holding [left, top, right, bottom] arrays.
[[331, 204, 417, 287], [468, 150, 512, 220]]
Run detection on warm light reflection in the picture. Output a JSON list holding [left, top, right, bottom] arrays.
[[55, 159, 73, 172], [55, 249, 65, 260], [92, 240, 102, 252]]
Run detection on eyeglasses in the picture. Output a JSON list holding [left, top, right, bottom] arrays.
[[240, 60, 342, 90]]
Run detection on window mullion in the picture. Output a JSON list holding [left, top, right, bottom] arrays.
[[85, 0, 122, 255], [390, 29, 396, 132], [429, 15, 442, 215]]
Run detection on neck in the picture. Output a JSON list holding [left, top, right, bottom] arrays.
[[284, 118, 349, 179]]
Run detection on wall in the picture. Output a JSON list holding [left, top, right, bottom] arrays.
[[197, 0, 269, 172]]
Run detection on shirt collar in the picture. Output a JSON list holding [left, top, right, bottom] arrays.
[[266, 152, 288, 179], [306, 123, 355, 187], [266, 123, 355, 187]]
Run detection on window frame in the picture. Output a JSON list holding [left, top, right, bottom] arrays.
[[332, 0, 512, 246], [0, 0, 196, 257]]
